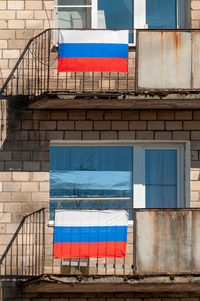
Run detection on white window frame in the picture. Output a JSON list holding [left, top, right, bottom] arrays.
[[54, 0, 187, 46], [92, 0, 186, 30], [54, 0, 93, 29], [54, 0, 185, 28], [50, 140, 190, 210], [133, 0, 184, 30], [133, 144, 185, 208]]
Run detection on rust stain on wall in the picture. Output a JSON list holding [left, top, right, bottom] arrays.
[[137, 31, 191, 90], [135, 209, 200, 275]]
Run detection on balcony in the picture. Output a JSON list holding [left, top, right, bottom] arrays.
[[1, 29, 200, 110], [0, 29, 135, 100], [1, 208, 200, 294]]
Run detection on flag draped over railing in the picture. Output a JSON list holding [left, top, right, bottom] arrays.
[[58, 30, 129, 73], [54, 210, 129, 258]]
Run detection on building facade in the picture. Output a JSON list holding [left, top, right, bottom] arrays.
[[1, 0, 200, 300]]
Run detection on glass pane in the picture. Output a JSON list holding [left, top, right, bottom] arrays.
[[146, 0, 177, 29], [98, 0, 133, 42], [50, 146, 133, 219], [146, 186, 177, 208], [57, 7, 91, 28], [145, 150, 177, 208], [58, 0, 91, 5]]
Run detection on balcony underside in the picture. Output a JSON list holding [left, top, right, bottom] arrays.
[[25, 93, 200, 110], [22, 275, 200, 294]]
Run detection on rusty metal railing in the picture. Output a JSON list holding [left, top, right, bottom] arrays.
[[0, 28, 136, 100], [0, 208, 45, 281]]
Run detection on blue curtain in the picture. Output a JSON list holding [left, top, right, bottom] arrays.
[[146, 0, 177, 29], [145, 150, 177, 208]]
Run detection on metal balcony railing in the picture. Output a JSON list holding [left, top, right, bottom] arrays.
[[2, 29, 200, 100], [0, 28, 136, 100], [0, 208, 45, 281], [0, 207, 134, 281], [2, 208, 200, 282]]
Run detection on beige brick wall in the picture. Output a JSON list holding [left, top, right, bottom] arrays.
[[191, 0, 200, 27], [0, 0, 198, 89], [0, 0, 54, 88], [0, 171, 49, 256], [0, 108, 199, 256]]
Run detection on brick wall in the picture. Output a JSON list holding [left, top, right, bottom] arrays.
[[0, 0, 199, 89], [0, 0, 54, 88], [2, 290, 200, 301], [191, 0, 200, 27], [0, 107, 199, 255], [0, 171, 49, 257]]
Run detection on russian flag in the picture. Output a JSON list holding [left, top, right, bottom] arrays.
[[54, 210, 129, 258], [58, 30, 129, 73]]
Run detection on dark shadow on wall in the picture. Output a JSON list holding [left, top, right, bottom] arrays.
[[1, 281, 22, 301], [0, 96, 49, 172]]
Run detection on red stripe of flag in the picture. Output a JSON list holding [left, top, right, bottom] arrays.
[[54, 242, 127, 258], [58, 57, 128, 73]]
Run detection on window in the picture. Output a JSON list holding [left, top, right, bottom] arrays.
[[133, 145, 186, 208], [144, 0, 188, 29], [50, 141, 189, 220], [55, 0, 92, 29], [55, 0, 190, 43]]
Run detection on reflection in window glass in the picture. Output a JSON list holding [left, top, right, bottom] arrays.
[[58, 0, 91, 5], [50, 146, 133, 219], [145, 150, 177, 208], [98, 0, 133, 29], [98, 0, 133, 42], [57, 7, 91, 28], [146, 0, 177, 29]]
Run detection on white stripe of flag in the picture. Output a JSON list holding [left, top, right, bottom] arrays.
[[55, 209, 129, 227]]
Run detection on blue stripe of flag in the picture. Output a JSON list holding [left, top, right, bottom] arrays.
[[54, 226, 128, 243], [58, 43, 128, 59]]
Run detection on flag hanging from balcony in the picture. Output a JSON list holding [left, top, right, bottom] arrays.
[[58, 30, 129, 73], [54, 210, 129, 258]]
